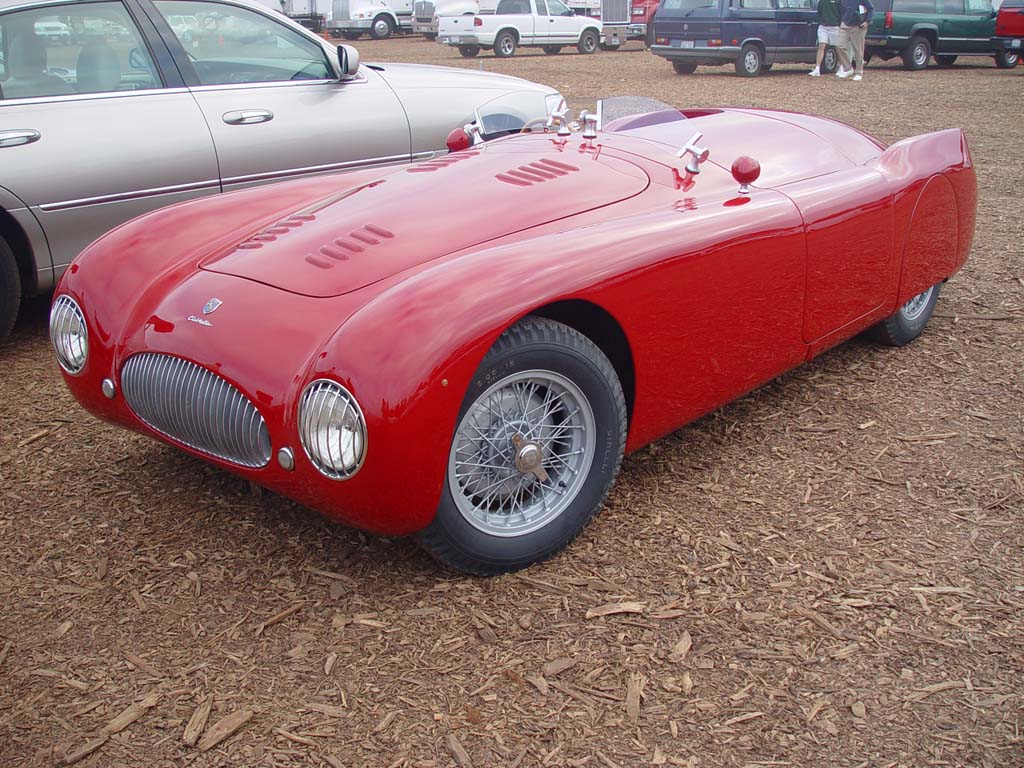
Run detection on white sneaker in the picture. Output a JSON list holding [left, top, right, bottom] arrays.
[[836, 67, 852, 78], [808, 67, 820, 77], [852, 74, 862, 81]]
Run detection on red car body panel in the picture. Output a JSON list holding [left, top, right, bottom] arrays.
[[55, 109, 975, 536]]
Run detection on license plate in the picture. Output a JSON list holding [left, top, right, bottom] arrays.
[[678, 40, 694, 48]]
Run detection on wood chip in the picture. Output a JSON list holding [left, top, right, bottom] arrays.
[[120, 647, 164, 678], [669, 631, 692, 663], [585, 602, 646, 619], [447, 733, 473, 768], [0, 640, 11, 670], [625, 673, 646, 724], [102, 691, 160, 735], [527, 676, 550, 695], [255, 603, 303, 636], [304, 702, 348, 718], [851, 701, 866, 718], [197, 709, 254, 752], [720, 711, 765, 727], [275, 728, 315, 746], [58, 735, 109, 766], [542, 657, 577, 677], [373, 711, 398, 733], [182, 695, 213, 746], [906, 680, 966, 702], [794, 606, 847, 640], [325, 652, 338, 675]]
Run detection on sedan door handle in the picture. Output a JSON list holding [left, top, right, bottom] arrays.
[[0, 129, 41, 147], [222, 110, 274, 125]]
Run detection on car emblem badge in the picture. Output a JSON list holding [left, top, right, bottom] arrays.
[[203, 298, 223, 315]]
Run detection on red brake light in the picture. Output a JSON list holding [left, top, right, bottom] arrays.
[[885, 10, 893, 28], [473, 16, 482, 26]]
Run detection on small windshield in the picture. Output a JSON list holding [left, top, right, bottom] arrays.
[[474, 91, 560, 138]]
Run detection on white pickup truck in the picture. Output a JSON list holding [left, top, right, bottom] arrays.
[[438, 0, 602, 57]]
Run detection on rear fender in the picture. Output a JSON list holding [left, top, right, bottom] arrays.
[[869, 128, 975, 309]]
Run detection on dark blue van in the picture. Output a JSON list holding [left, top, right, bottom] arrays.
[[650, 0, 840, 76]]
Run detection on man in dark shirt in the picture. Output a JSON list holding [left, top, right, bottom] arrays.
[[836, 0, 874, 80], [810, 0, 841, 76]]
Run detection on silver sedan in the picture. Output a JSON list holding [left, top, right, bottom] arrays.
[[0, 0, 560, 335]]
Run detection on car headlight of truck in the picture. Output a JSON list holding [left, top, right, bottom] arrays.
[[50, 295, 88, 375], [299, 379, 367, 479]]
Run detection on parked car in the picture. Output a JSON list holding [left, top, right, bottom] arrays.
[[0, 0, 561, 336], [52, 97, 976, 574], [866, 0, 1018, 69], [992, 0, 1023, 57], [33, 19, 72, 44], [650, 0, 839, 77], [438, 0, 604, 57]]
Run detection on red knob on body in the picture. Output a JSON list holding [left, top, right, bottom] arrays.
[[446, 127, 471, 153], [731, 156, 760, 195]]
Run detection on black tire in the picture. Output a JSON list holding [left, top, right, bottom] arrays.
[[577, 29, 599, 54], [494, 30, 517, 57], [542, 45, 562, 54], [735, 43, 763, 76], [342, 31, 362, 40], [599, 41, 621, 51], [418, 317, 627, 575], [822, 45, 838, 73], [672, 60, 697, 74], [866, 282, 941, 347], [458, 44, 481, 57], [902, 35, 931, 70], [995, 49, 1019, 68], [369, 15, 393, 40], [863, 50, 872, 64], [934, 54, 957, 66], [0, 237, 20, 338], [424, 33, 437, 41]]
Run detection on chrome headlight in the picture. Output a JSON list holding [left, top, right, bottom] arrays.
[[299, 379, 367, 479], [50, 295, 88, 375]]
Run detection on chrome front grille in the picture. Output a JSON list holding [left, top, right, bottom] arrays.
[[414, 0, 434, 19], [121, 353, 272, 469], [333, 0, 350, 20]]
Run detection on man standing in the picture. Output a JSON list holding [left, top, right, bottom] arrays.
[[836, 0, 873, 81], [810, 0, 841, 76]]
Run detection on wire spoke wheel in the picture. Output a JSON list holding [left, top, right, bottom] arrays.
[[448, 369, 595, 537], [899, 285, 934, 322]]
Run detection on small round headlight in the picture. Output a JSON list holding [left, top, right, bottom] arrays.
[[50, 295, 88, 375], [299, 379, 367, 479]]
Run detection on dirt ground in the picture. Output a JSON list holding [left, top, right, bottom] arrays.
[[1, 37, 1022, 768]]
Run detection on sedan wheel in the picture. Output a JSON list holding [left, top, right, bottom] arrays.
[[867, 282, 941, 347], [458, 44, 481, 57], [419, 318, 627, 575], [0, 237, 20, 338]]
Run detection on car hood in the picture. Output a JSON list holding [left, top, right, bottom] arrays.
[[201, 138, 649, 298], [367, 61, 552, 93]]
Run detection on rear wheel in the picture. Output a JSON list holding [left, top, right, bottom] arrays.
[[542, 45, 562, 54], [424, 33, 437, 41], [867, 282, 941, 347], [418, 318, 627, 575], [934, 54, 957, 66], [822, 45, 838, 73], [494, 30, 517, 57], [342, 31, 362, 40], [736, 43, 763, 76], [995, 49, 1019, 68], [902, 35, 930, 70], [599, 40, 621, 51], [577, 29, 599, 54], [0, 237, 20, 338], [370, 15, 393, 39], [458, 44, 481, 57], [672, 60, 697, 74]]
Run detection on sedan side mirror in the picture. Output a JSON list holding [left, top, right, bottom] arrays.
[[336, 44, 361, 78]]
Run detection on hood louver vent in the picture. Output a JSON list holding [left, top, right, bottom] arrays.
[[304, 224, 395, 270], [496, 159, 580, 187]]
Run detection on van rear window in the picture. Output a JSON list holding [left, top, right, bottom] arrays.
[[893, 0, 936, 11]]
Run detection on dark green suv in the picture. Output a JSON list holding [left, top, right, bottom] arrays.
[[866, 0, 1019, 69]]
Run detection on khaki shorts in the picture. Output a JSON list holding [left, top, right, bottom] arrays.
[[817, 25, 839, 45]]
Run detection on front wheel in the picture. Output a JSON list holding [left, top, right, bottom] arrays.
[[370, 15, 393, 39], [902, 35, 931, 70], [866, 282, 942, 347], [458, 44, 481, 57], [494, 30, 517, 57], [672, 60, 697, 74], [577, 29, 599, 54], [542, 45, 562, 54], [995, 49, 1019, 68], [599, 41, 621, 51], [0, 237, 20, 338], [736, 43, 763, 76], [419, 318, 627, 575]]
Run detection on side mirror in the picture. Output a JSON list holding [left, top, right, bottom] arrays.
[[128, 47, 148, 70], [336, 44, 360, 77]]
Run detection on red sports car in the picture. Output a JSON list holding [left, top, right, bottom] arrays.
[[51, 100, 976, 574]]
